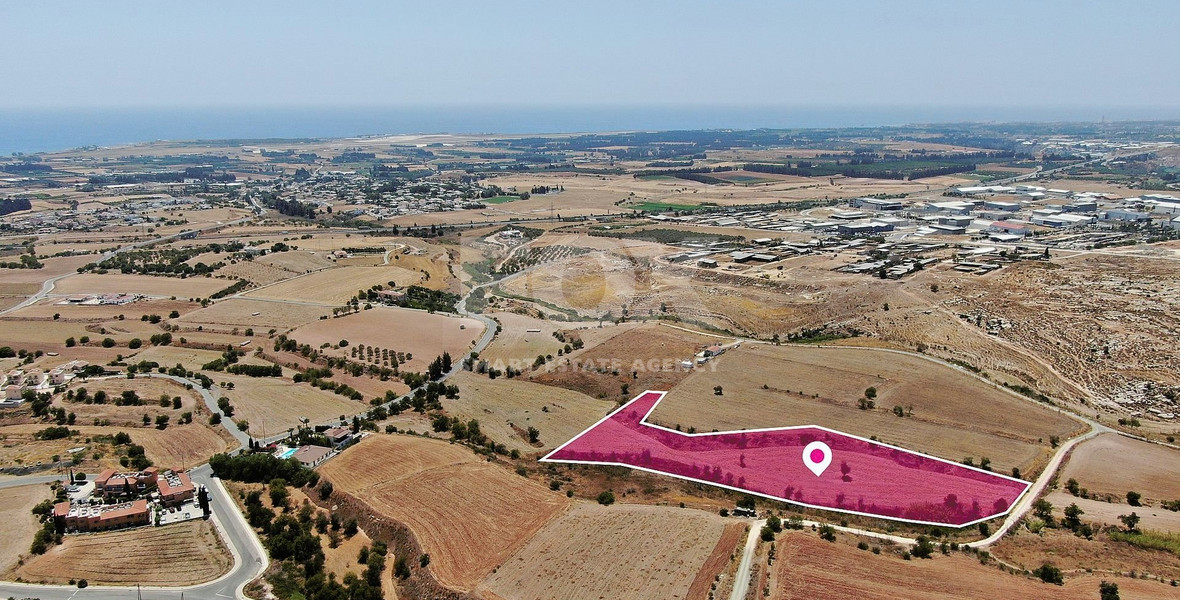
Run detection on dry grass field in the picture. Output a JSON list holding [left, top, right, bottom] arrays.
[[323, 434, 570, 591], [770, 531, 1180, 600], [992, 527, 1180, 583], [256, 250, 337, 273], [365, 462, 569, 590], [216, 373, 366, 436], [319, 434, 480, 493], [215, 260, 302, 286], [479, 504, 741, 600], [9, 298, 196, 321], [0, 319, 101, 348], [478, 311, 637, 366], [0, 256, 92, 285], [531, 323, 734, 402], [1043, 491, 1180, 533], [59, 376, 204, 426], [289, 306, 483, 372], [128, 345, 225, 370], [446, 372, 614, 453], [12, 519, 232, 585], [177, 297, 328, 330], [245, 266, 425, 305], [0, 484, 52, 574], [648, 343, 1084, 475], [52, 273, 230, 298], [1058, 434, 1180, 504], [0, 423, 232, 470]]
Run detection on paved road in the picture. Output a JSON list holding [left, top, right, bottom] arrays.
[[728, 520, 764, 600], [0, 464, 267, 600]]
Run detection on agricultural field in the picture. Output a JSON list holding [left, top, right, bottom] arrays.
[[769, 530, 1180, 600], [0, 423, 232, 471], [318, 434, 481, 493], [480, 503, 743, 600], [288, 306, 483, 372], [0, 319, 102, 348], [12, 519, 232, 585], [992, 527, 1180, 583], [1058, 434, 1180, 504], [244, 265, 425, 305], [445, 371, 614, 453], [52, 273, 232, 298], [8, 298, 197, 321], [58, 376, 204, 427], [214, 373, 366, 436], [176, 297, 328, 331], [531, 323, 734, 402], [477, 310, 636, 366], [255, 250, 337, 274], [649, 343, 1084, 476], [322, 434, 570, 591], [0, 484, 52, 574]]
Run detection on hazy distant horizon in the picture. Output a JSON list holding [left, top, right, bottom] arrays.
[[4, 104, 1180, 156]]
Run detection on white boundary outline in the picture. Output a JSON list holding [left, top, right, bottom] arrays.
[[540, 390, 1033, 528]]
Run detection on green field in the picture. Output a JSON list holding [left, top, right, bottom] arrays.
[[713, 173, 777, 184], [629, 201, 704, 212], [483, 195, 519, 204]]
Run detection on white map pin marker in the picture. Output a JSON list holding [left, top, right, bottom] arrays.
[[802, 441, 832, 477]]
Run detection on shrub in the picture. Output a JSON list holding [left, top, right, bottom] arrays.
[[1034, 562, 1064, 585], [596, 490, 615, 505]]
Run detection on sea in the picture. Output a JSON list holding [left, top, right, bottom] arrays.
[[2, 105, 1177, 155]]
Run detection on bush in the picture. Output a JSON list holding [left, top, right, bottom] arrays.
[[77, 580, 88, 589], [128, 338, 143, 349], [101, 337, 116, 348], [596, 490, 615, 505], [1034, 562, 1064, 585]]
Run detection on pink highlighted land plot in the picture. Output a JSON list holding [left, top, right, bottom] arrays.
[[542, 391, 1030, 527]]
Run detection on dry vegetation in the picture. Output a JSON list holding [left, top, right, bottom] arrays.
[[531, 324, 727, 402], [322, 434, 570, 591], [480, 503, 742, 600], [0, 484, 52, 574], [288, 307, 483, 372], [12, 519, 232, 585], [245, 266, 425, 305], [0, 423, 231, 471], [52, 273, 230, 298], [216, 373, 366, 437], [770, 530, 1180, 599], [176, 297, 328, 330], [932, 255, 1180, 408], [649, 343, 1084, 475], [1059, 433, 1180, 504], [445, 371, 614, 453]]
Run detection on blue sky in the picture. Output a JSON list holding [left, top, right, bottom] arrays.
[[1, 0, 1178, 111]]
